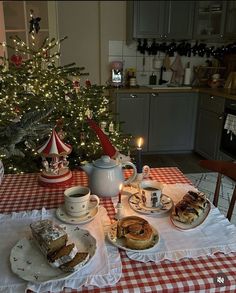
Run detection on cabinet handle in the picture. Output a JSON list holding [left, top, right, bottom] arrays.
[[151, 93, 158, 97], [130, 94, 137, 98], [218, 115, 223, 120], [210, 96, 214, 99]]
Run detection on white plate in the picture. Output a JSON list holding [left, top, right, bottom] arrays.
[[128, 193, 173, 216], [10, 227, 97, 283], [56, 205, 98, 225], [107, 222, 160, 252], [170, 200, 211, 231]]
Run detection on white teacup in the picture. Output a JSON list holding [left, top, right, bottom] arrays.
[[64, 186, 100, 217], [140, 180, 164, 208]]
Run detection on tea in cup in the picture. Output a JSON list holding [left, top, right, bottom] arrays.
[[64, 186, 100, 217], [140, 181, 164, 208]]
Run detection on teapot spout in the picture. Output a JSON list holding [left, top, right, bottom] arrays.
[[80, 162, 93, 175]]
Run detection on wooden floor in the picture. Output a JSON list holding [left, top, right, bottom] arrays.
[[142, 152, 206, 174]]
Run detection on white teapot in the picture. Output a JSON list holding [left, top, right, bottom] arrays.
[[80, 155, 137, 197]]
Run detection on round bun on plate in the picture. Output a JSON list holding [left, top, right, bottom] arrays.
[[117, 216, 155, 250]]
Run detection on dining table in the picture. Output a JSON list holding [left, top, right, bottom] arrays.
[[0, 167, 236, 293]]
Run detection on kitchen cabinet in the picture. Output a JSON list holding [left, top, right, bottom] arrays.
[[195, 94, 225, 159], [148, 93, 198, 152], [193, 1, 227, 41], [116, 92, 150, 151], [224, 1, 236, 40], [126, 1, 195, 43], [116, 91, 198, 153], [0, 1, 58, 58]]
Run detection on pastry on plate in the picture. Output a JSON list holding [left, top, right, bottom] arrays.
[[117, 216, 155, 250], [172, 191, 208, 224]]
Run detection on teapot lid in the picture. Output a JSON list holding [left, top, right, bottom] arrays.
[[93, 155, 118, 168]]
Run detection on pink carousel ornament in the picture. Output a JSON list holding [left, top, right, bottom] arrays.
[[37, 128, 73, 187]]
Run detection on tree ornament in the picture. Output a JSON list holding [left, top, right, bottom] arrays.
[[10, 54, 22, 67], [72, 78, 80, 93], [37, 128, 73, 187], [109, 121, 114, 133], [29, 9, 41, 34], [100, 121, 108, 134], [85, 108, 93, 119], [80, 130, 86, 143], [85, 79, 91, 87]]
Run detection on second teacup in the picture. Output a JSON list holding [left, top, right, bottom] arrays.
[[140, 180, 164, 208], [64, 185, 100, 217]]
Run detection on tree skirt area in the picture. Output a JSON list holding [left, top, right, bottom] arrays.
[[185, 172, 236, 226]]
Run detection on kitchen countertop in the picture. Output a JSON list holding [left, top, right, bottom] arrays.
[[109, 86, 236, 101]]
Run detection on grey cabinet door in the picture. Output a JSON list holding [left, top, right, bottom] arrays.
[[128, 1, 194, 40], [224, 1, 236, 40], [133, 1, 167, 38], [116, 93, 150, 151], [193, 0, 227, 41], [149, 93, 198, 152], [195, 109, 223, 159], [166, 1, 195, 40], [195, 94, 224, 159]]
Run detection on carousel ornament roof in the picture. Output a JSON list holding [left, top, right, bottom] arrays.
[[37, 128, 72, 157]]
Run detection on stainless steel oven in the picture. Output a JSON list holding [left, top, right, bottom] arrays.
[[220, 99, 236, 159]]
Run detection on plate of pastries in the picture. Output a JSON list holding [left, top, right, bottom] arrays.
[[107, 216, 159, 252], [170, 190, 211, 230], [10, 219, 96, 283]]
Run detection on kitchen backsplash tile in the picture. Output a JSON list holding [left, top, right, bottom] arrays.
[[123, 42, 137, 56], [109, 40, 123, 56], [123, 56, 137, 69]]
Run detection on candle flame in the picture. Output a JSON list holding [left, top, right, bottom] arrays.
[[137, 137, 143, 148], [119, 183, 123, 191]]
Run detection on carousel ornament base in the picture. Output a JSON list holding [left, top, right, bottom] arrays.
[[38, 168, 73, 187]]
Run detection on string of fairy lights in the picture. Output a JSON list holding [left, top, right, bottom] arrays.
[[0, 10, 132, 174]]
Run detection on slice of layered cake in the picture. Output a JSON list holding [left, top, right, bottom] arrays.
[[48, 243, 78, 268], [60, 252, 89, 272]]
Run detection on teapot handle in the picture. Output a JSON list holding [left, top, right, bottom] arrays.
[[122, 162, 137, 185]]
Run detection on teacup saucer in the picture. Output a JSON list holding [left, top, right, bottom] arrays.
[[56, 205, 99, 225], [128, 193, 173, 216]]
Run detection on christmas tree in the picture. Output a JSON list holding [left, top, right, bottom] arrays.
[[0, 13, 132, 174]]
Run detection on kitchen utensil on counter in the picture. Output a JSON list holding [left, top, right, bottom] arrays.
[[153, 53, 162, 70], [80, 155, 137, 197], [141, 54, 147, 77], [184, 62, 192, 86], [149, 73, 157, 85]]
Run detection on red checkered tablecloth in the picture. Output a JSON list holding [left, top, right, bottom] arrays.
[[0, 167, 235, 292]]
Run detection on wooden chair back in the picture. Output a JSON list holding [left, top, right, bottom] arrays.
[[199, 160, 236, 221]]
